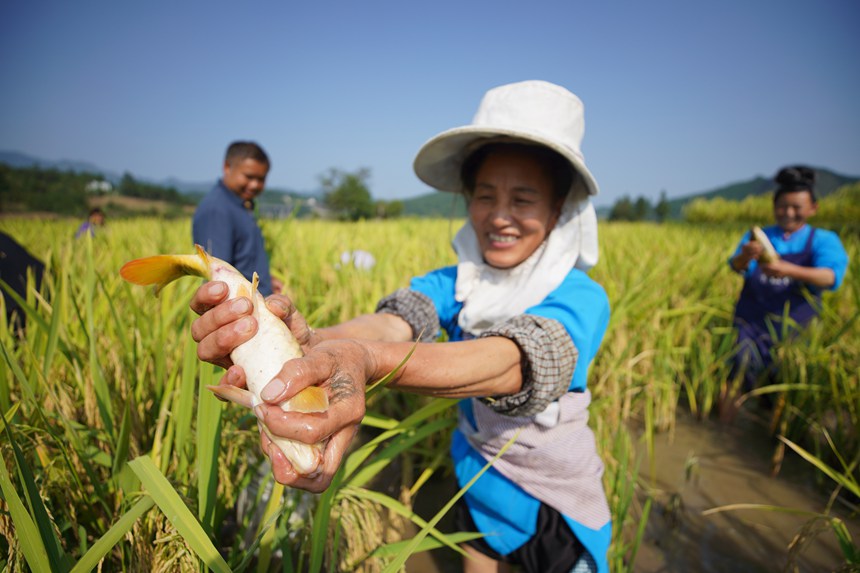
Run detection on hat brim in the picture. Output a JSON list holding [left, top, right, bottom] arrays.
[[413, 125, 599, 197]]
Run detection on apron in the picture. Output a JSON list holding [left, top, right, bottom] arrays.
[[732, 228, 820, 389]]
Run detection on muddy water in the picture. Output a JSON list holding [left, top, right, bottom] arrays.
[[632, 409, 857, 573], [404, 408, 858, 572]]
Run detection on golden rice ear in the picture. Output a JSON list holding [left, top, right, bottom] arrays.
[[287, 387, 329, 413]]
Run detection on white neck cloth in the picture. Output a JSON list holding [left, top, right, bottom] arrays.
[[453, 195, 599, 335]]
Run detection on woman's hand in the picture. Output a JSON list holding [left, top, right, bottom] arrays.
[[262, 294, 323, 352], [244, 339, 372, 492], [741, 241, 763, 260], [760, 259, 792, 279], [190, 282, 256, 369], [732, 241, 764, 272], [190, 282, 321, 366]]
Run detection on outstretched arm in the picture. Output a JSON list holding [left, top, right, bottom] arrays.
[[251, 335, 522, 490], [189, 281, 525, 491], [759, 260, 835, 288]]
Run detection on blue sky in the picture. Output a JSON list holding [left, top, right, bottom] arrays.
[[1, 0, 858, 207]]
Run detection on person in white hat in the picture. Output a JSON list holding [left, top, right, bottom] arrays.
[[190, 80, 611, 573]]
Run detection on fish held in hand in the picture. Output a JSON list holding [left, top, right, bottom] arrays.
[[750, 226, 780, 264], [120, 245, 329, 477]]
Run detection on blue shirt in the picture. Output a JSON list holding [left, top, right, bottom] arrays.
[[410, 266, 612, 573], [729, 224, 849, 291], [75, 221, 96, 239], [192, 180, 273, 295]]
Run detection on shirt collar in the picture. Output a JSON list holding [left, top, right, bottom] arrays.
[[217, 179, 254, 211], [781, 223, 808, 241]]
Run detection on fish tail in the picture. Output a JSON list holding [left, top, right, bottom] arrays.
[[120, 245, 212, 295], [288, 386, 329, 413]]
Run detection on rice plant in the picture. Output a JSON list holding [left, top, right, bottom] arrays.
[[0, 216, 856, 571]]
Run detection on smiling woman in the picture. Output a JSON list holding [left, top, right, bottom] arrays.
[[189, 80, 611, 573]]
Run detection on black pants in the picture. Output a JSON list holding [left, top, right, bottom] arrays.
[[454, 497, 587, 573]]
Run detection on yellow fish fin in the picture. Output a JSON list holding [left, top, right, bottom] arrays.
[[289, 387, 329, 413], [120, 250, 211, 296]]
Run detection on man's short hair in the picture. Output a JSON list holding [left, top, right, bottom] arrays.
[[225, 141, 270, 168]]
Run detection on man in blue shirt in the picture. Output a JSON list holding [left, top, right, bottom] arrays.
[[192, 141, 281, 296]]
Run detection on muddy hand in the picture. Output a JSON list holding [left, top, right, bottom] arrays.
[[252, 340, 370, 491], [190, 281, 258, 369]]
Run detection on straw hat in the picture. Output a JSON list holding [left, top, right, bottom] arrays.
[[413, 80, 599, 198]]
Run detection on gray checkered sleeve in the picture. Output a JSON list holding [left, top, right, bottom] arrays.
[[477, 314, 578, 417], [375, 288, 440, 342]]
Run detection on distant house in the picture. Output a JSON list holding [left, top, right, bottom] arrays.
[[85, 180, 114, 195], [305, 197, 331, 218]]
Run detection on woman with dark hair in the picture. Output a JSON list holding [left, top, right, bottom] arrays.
[[723, 165, 849, 418], [189, 80, 611, 572]]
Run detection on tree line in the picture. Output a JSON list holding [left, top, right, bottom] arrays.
[[0, 163, 194, 216], [0, 162, 405, 221], [607, 191, 671, 222]]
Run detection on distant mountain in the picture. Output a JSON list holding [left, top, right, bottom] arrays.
[[401, 192, 468, 217], [0, 150, 312, 196], [160, 176, 213, 194], [0, 150, 107, 176]]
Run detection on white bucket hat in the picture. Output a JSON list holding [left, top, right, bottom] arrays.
[[411, 80, 602, 336], [413, 80, 599, 198]]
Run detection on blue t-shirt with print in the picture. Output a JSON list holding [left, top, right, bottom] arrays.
[[729, 224, 848, 291]]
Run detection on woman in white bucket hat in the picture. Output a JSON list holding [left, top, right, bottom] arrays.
[[190, 80, 611, 573]]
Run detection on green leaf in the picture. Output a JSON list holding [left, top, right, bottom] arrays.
[[127, 456, 231, 573], [346, 417, 454, 489], [0, 447, 53, 572], [196, 361, 223, 534], [174, 338, 199, 475], [111, 403, 133, 478], [364, 340, 418, 401], [777, 436, 860, 498], [1, 410, 68, 570], [368, 531, 485, 558], [41, 265, 65, 380], [344, 398, 456, 481], [70, 496, 156, 573], [345, 486, 469, 557], [380, 431, 520, 573]]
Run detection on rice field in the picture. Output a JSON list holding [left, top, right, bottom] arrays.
[[0, 216, 857, 572]]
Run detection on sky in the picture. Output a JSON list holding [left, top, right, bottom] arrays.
[[1, 0, 858, 208]]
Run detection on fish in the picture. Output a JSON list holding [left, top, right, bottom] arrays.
[[750, 226, 779, 264], [120, 245, 329, 477]]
